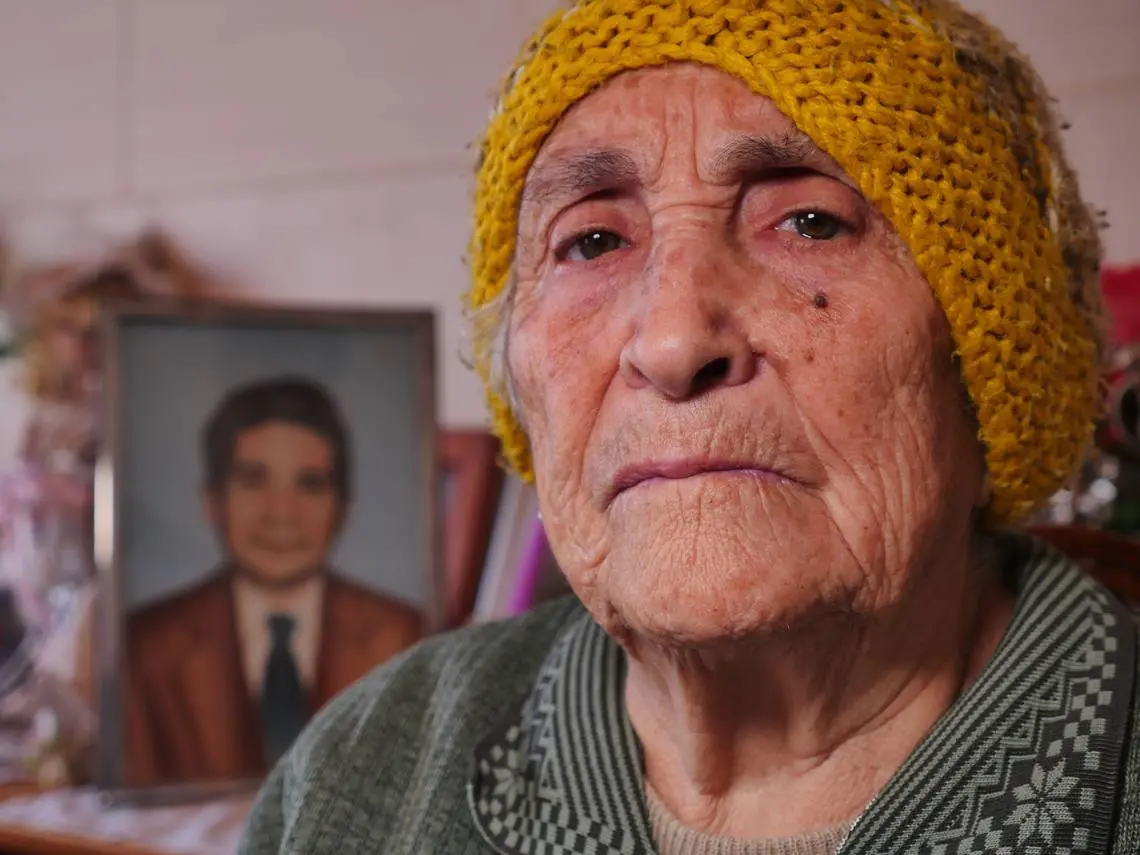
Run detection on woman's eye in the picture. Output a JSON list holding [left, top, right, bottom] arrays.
[[563, 230, 627, 262], [776, 211, 846, 241]]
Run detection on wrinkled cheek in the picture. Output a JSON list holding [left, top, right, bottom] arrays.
[[511, 294, 612, 467], [508, 318, 616, 583], [507, 321, 562, 470]]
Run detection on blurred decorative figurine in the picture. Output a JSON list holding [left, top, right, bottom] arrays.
[[0, 230, 205, 784]]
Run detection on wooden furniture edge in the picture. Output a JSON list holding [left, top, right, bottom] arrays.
[[0, 784, 169, 854], [0, 823, 165, 855]]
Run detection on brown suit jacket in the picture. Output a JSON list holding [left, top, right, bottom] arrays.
[[123, 572, 423, 787]]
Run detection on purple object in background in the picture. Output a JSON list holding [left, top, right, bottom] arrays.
[[507, 515, 548, 616]]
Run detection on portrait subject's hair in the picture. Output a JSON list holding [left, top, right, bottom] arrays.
[[201, 376, 353, 503]]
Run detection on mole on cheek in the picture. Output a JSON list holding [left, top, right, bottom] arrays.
[[804, 349, 815, 364], [812, 293, 830, 309]]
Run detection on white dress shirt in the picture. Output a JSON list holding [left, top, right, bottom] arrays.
[[234, 575, 324, 696]]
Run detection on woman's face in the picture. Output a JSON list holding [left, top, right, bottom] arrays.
[[509, 64, 987, 646]]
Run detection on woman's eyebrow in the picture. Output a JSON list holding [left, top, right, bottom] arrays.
[[519, 132, 830, 212], [520, 147, 640, 212], [706, 132, 826, 184]]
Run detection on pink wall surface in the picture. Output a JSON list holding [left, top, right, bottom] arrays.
[[0, 0, 1135, 432]]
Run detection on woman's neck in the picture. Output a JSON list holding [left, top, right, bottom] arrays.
[[624, 547, 1015, 840]]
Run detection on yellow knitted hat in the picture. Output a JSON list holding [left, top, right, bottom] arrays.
[[467, 0, 1105, 524]]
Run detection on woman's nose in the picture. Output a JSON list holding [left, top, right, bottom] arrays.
[[619, 251, 757, 401]]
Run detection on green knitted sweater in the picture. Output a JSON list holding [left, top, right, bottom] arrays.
[[239, 534, 1140, 854]]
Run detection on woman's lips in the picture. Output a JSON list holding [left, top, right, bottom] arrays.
[[606, 458, 794, 505]]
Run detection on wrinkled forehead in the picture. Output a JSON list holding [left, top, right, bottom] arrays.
[[520, 65, 846, 215]]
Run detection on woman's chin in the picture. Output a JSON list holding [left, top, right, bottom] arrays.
[[585, 571, 839, 653]]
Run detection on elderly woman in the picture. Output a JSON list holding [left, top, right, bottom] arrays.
[[240, 1, 1140, 853]]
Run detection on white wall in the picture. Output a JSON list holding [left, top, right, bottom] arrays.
[[0, 0, 1136, 429]]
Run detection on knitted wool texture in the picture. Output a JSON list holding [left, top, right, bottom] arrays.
[[468, 0, 1105, 523]]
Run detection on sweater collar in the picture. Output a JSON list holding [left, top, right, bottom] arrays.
[[468, 533, 1137, 855]]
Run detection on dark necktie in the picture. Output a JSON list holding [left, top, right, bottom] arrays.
[[260, 612, 307, 765]]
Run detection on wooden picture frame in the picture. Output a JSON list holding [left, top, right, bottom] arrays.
[[439, 431, 502, 629], [94, 299, 438, 803]]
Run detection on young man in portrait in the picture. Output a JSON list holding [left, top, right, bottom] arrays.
[[123, 376, 424, 786]]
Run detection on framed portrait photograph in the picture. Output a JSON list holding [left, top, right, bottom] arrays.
[[93, 300, 438, 800]]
